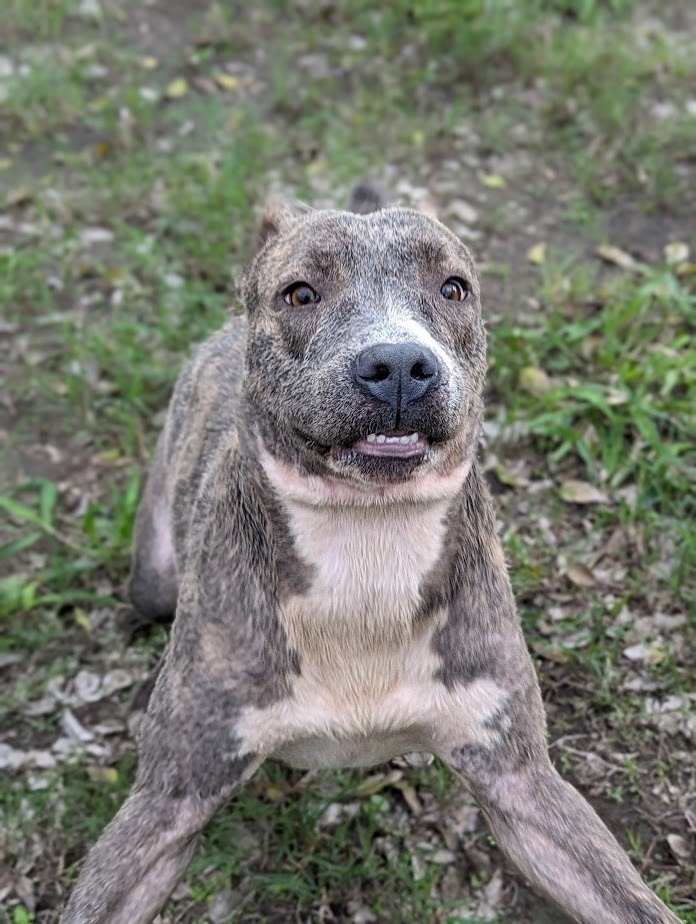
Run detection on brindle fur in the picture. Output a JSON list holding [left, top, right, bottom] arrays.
[[62, 186, 681, 924]]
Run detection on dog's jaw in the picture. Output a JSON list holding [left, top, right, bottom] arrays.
[[258, 437, 473, 508]]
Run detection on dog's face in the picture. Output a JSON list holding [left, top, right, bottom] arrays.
[[241, 202, 486, 491]]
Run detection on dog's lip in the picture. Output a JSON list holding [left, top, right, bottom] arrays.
[[350, 430, 430, 459]]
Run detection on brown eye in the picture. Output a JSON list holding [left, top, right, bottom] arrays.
[[283, 282, 320, 307], [440, 277, 469, 301]]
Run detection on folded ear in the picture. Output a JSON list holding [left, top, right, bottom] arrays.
[[256, 198, 314, 249], [345, 180, 387, 214]]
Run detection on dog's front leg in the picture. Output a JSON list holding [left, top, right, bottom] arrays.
[[62, 620, 263, 923], [433, 631, 681, 922], [61, 647, 261, 924], [61, 777, 249, 924], [448, 754, 681, 924]]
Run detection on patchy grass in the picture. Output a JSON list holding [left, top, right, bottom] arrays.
[[1, 0, 695, 921]]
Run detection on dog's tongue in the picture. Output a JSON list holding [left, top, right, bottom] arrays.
[[353, 430, 429, 458]]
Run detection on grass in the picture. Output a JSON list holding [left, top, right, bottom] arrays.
[[1, 0, 695, 921]]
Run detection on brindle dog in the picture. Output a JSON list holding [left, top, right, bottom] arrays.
[[62, 185, 681, 924]]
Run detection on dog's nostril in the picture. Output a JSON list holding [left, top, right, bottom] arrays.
[[372, 364, 390, 382], [410, 361, 433, 381]]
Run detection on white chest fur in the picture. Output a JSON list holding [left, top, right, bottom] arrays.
[[235, 486, 508, 769], [281, 498, 450, 647]]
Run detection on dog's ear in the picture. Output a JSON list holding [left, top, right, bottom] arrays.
[[345, 181, 387, 215], [256, 198, 313, 249]]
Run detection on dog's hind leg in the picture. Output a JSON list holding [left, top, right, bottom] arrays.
[[128, 430, 178, 622]]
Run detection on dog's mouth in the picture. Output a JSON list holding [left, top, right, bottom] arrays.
[[351, 429, 429, 459]]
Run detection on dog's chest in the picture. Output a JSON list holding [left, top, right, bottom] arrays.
[[282, 499, 449, 635], [236, 499, 458, 768]]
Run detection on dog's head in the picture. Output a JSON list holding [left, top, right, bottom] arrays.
[[240, 191, 486, 501]]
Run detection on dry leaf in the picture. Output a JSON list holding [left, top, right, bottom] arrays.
[[214, 72, 239, 91], [623, 643, 666, 665], [519, 365, 552, 396], [596, 244, 636, 270], [166, 77, 188, 99], [392, 779, 423, 815], [675, 261, 696, 278], [449, 199, 479, 224], [402, 751, 433, 767], [565, 563, 597, 587], [666, 834, 691, 863], [72, 607, 92, 632], [559, 480, 610, 505], [664, 242, 689, 265], [92, 139, 112, 158], [80, 227, 114, 246], [354, 769, 402, 797], [480, 173, 507, 188], [87, 766, 119, 783], [527, 242, 546, 265], [494, 459, 529, 487]]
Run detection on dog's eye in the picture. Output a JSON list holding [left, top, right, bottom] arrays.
[[283, 282, 320, 307], [440, 277, 469, 301]]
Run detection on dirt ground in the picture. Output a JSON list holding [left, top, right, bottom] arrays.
[[1, 1, 694, 922]]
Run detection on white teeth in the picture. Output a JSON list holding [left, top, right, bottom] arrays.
[[363, 431, 422, 447]]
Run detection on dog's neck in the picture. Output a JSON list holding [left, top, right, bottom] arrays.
[[257, 439, 469, 653]]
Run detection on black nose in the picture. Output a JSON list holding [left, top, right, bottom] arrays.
[[353, 342, 441, 413]]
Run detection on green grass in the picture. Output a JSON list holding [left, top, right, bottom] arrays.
[[492, 262, 695, 565], [1, 0, 695, 920]]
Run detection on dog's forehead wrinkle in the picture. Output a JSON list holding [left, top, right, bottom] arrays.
[[265, 208, 468, 284]]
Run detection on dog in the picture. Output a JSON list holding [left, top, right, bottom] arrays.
[[62, 184, 681, 924]]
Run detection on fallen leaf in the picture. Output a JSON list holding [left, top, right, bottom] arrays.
[[22, 696, 57, 717], [402, 751, 433, 767], [392, 779, 423, 815], [559, 480, 610, 505], [72, 607, 92, 632], [430, 849, 457, 865], [666, 834, 691, 863], [596, 244, 636, 270], [354, 769, 402, 797], [480, 173, 507, 188], [139, 56, 158, 69], [214, 72, 239, 90], [87, 766, 119, 784], [565, 563, 597, 587], [526, 242, 546, 265], [675, 261, 696, 278], [166, 77, 189, 99], [0, 653, 22, 668], [519, 365, 552, 396], [449, 199, 479, 225], [5, 186, 32, 206], [80, 226, 114, 246], [61, 708, 93, 743], [91, 139, 112, 158], [664, 242, 689, 265], [623, 643, 666, 665], [494, 459, 529, 487], [411, 853, 427, 881]]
